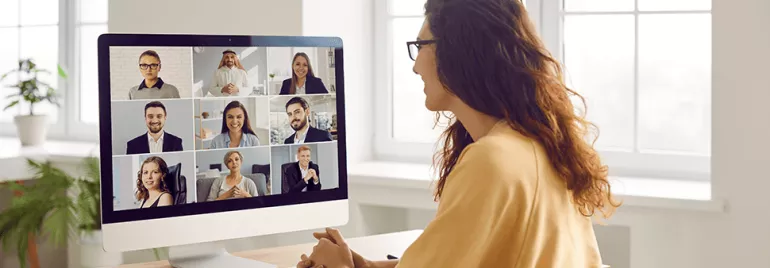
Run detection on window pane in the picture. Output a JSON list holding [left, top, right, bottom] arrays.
[[0, 0, 19, 27], [563, 15, 635, 151], [0, 28, 20, 123], [79, 0, 108, 23], [564, 0, 634, 12], [79, 24, 106, 124], [638, 14, 711, 155], [391, 18, 442, 143], [20, 0, 58, 26], [390, 0, 426, 16], [20, 26, 59, 122], [639, 0, 711, 11]]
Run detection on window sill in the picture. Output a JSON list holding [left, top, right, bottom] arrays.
[[348, 161, 725, 213], [0, 137, 99, 181]]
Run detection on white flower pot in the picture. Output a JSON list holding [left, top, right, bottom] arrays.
[[80, 230, 123, 267], [13, 115, 48, 146]]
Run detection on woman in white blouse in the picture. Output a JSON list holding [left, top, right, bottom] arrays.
[[206, 150, 258, 201]]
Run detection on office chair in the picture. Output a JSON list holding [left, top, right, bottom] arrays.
[[165, 163, 187, 205], [252, 164, 271, 194]]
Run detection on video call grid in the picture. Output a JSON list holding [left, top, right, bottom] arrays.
[[108, 45, 341, 211]]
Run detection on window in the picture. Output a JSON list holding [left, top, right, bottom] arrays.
[[375, 0, 711, 180], [0, 0, 108, 140]]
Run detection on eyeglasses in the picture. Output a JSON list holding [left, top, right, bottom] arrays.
[[406, 40, 436, 61], [139, 64, 160, 70]]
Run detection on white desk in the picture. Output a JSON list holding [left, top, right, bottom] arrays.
[[119, 230, 423, 268]]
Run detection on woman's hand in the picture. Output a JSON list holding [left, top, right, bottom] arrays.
[[233, 186, 251, 198], [216, 186, 236, 200], [298, 228, 354, 268]]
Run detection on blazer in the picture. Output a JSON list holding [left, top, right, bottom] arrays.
[[282, 161, 321, 194], [283, 126, 333, 144], [279, 76, 329, 95], [126, 132, 183, 155]]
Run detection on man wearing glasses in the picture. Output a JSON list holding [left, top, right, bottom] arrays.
[[128, 50, 181, 100]]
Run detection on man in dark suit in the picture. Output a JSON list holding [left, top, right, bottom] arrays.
[[281, 145, 321, 194], [283, 97, 333, 144], [126, 101, 184, 154]]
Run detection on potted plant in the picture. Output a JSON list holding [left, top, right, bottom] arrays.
[[268, 73, 275, 81], [0, 157, 122, 268], [1, 58, 66, 146]]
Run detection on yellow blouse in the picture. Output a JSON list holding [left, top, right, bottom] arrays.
[[396, 122, 604, 268]]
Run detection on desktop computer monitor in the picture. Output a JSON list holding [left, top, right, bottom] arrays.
[[97, 34, 348, 267]]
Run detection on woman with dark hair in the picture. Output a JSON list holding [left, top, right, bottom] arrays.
[[135, 156, 173, 209], [279, 52, 329, 95], [297, 0, 620, 267], [209, 100, 261, 149]]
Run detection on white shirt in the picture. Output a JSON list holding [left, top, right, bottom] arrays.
[[209, 66, 251, 97], [147, 131, 164, 153], [299, 165, 309, 192], [294, 127, 307, 144], [295, 80, 306, 95]]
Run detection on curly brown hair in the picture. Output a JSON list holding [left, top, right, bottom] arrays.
[[135, 156, 170, 202], [426, 0, 620, 219]]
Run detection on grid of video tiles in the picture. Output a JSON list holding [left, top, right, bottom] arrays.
[[110, 46, 340, 211]]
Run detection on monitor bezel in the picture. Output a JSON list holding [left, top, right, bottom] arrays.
[[97, 33, 348, 225]]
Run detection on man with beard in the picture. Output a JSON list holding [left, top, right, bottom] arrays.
[[126, 101, 184, 154], [283, 97, 333, 144], [207, 49, 251, 97]]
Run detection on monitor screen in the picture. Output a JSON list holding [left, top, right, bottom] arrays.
[[98, 35, 347, 225]]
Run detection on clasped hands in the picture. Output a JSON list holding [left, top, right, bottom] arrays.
[[297, 228, 357, 268], [224, 185, 250, 198], [304, 169, 319, 184], [221, 83, 240, 95]]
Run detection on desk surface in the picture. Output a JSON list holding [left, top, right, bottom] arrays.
[[119, 230, 423, 268]]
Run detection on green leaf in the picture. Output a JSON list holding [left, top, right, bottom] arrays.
[[44, 204, 74, 247], [3, 100, 19, 111], [57, 65, 68, 79]]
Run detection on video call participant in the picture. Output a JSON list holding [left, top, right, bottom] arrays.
[[208, 49, 251, 97], [279, 52, 329, 95], [135, 156, 173, 209], [206, 150, 258, 200], [128, 50, 181, 100], [210, 101, 261, 149], [283, 97, 332, 144], [281, 145, 321, 194], [126, 101, 184, 154]]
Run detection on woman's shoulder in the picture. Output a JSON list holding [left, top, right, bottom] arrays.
[[450, 126, 539, 186]]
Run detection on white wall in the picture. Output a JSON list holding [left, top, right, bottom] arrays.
[[108, 0, 302, 35]]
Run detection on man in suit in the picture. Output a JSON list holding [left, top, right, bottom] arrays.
[[283, 97, 333, 144], [126, 101, 184, 154], [282, 145, 321, 194]]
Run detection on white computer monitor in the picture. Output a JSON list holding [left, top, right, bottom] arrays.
[[97, 34, 348, 267]]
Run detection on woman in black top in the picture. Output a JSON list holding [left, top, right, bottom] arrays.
[[135, 156, 173, 208], [279, 52, 329, 95]]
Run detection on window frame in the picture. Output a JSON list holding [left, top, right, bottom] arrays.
[[374, 0, 711, 181], [0, 0, 104, 142]]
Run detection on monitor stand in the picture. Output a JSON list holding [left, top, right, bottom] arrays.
[[168, 241, 277, 268]]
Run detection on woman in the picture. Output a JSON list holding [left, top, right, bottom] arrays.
[[206, 150, 258, 201], [135, 156, 173, 209], [209, 100, 261, 149], [279, 52, 329, 95], [298, 0, 620, 267]]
